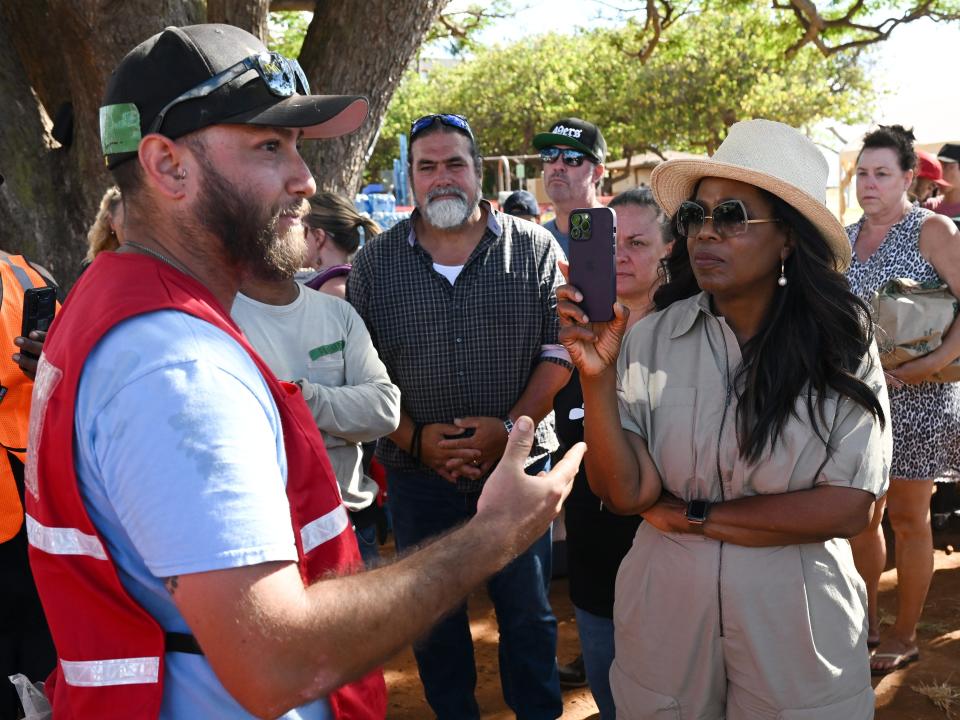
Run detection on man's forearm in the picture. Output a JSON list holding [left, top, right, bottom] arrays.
[[509, 360, 571, 423], [301, 381, 400, 443]]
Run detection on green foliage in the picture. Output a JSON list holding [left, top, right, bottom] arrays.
[[267, 11, 311, 57], [368, 5, 879, 175]]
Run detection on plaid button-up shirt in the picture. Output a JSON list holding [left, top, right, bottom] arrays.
[[348, 201, 570, 492]]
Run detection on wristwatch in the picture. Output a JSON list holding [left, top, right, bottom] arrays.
[[686, 499, 711, 526], [503, 418, 515, 436]]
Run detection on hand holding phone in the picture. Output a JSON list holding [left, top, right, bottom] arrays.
[[21, 287, 57, 338], [567, 207, 617, 322]]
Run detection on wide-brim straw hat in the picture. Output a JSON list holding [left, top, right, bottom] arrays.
[[651, 119, 851, 272]]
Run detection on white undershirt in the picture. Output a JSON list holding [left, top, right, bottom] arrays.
[[433, 262, 464, 285]]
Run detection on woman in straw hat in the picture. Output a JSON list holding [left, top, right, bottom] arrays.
[[557, 119, 891, 718], [845, 125, 960, 677]]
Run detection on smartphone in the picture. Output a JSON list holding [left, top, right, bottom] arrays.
[[568, 207, 617, 322], [21, 287, 57, 337]]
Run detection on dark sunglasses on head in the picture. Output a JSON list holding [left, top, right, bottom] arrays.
[[149, 51, 310, 135], [540, 147, 589, 167], [676, 199, 780, 238], [410, 113, 475, 142]]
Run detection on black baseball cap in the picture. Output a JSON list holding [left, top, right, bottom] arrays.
[[502, 190, 540, 217], [938, 143, 960, 164], [100, 24, 368, 168], [533, 117, 606, 164]]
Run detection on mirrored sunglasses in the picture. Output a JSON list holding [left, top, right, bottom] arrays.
[[676, 199, 780, 238], [410, 114, 475, 141], [540, 147, 588, 167], [148, 51, 310, 135]]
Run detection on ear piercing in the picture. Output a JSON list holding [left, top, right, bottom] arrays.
[[175, 168, 187, 180], [778, 259, 788, 287]]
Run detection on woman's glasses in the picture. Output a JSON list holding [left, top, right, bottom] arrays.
[[410, 114, 475, 142], [540, 147, 589, 167], [149, 51, 309, 134], [676, 199, 779, 238]]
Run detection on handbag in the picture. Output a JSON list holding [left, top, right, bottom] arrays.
[[870, 278, 960, 383]]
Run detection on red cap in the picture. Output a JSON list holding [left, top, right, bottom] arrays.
[[916, 150, 950, 186]]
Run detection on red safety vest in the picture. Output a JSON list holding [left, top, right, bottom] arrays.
[[24, 252, 386, 719]]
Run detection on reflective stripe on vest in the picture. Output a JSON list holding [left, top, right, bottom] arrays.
[[26, 513, 108, 560], [300, 504, 350, 555], [2, 256, 36, 291], [61, 656, 160, 687]]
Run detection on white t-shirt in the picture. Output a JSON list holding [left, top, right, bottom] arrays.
[[75, 309, 331, 719]]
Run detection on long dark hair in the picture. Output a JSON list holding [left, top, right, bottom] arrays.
[[653, 189, 886, 463]]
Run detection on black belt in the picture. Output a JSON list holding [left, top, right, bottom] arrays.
[[165, 631, 203, 655]]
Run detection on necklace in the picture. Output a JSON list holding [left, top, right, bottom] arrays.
[[124, 240, 201, 282]]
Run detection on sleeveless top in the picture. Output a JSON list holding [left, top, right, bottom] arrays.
[[846, 204, 960, 480]]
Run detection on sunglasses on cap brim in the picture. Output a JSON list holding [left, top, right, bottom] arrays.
[[148, 51, 310, 135], [676, 199, 780, 238]]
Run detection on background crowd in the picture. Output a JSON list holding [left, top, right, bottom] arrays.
[[2, 19, 960, 720]]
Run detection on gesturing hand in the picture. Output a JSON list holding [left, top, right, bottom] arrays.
[[477, 416, 585, 552], [556, 262, 629, 377]]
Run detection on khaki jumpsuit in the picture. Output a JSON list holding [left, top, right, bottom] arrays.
[[611, 293, 892, 720]]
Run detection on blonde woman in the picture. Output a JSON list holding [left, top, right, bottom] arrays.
[[85, 186, 123, 264]]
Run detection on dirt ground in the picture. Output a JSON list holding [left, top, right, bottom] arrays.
[[383, 520, 960, 720]]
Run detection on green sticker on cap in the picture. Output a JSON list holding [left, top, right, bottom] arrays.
[[99, 103, 142, 156]]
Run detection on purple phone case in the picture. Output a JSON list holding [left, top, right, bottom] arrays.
[[567, 206, 617, 322]]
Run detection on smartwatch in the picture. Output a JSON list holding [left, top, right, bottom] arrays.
[[686, 499, 711, 526], [503, 418, 515, 436]]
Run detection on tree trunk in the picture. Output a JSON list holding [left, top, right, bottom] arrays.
[[299, 0, 447, 194], [0, 0, 203, 286], [207, 0, 269, 41], [0, 0, 441, 287]]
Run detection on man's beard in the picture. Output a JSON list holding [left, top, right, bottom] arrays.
[[418, 184, 481, 229], [191, 153, 308, 281]]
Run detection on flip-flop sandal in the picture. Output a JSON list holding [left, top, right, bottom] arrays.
[[870, 649, 920, 676]]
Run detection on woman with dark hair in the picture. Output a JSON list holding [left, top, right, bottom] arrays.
[[845, 124, 960, 676], [558, 119, 891, 718], [301, 191, 381, 299]]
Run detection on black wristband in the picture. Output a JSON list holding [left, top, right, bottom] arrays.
[[410, 422, 424, 461]]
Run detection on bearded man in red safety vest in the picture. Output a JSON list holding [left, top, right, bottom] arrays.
[[23, 24, 584, 720]]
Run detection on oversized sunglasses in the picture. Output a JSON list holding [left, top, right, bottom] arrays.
[[410, 113, 475, 141], [676, 199, 779, 238], [149, 51, 310, 135], [540, 147, 588, 167]]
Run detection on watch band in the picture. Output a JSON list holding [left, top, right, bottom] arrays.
[[503, 418, 515, 435]]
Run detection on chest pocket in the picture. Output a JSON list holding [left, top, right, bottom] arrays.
[[649, 387, 697, 491], [306, 352, 345, 387], [744, 396, 838, 495]]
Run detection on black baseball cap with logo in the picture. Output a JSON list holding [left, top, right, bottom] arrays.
[[938, 143, 960, 164], [533, 117, 607, 164], [99, 24, 368, 169]]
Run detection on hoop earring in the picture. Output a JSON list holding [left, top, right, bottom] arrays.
[[778, 259, 788, 287]]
